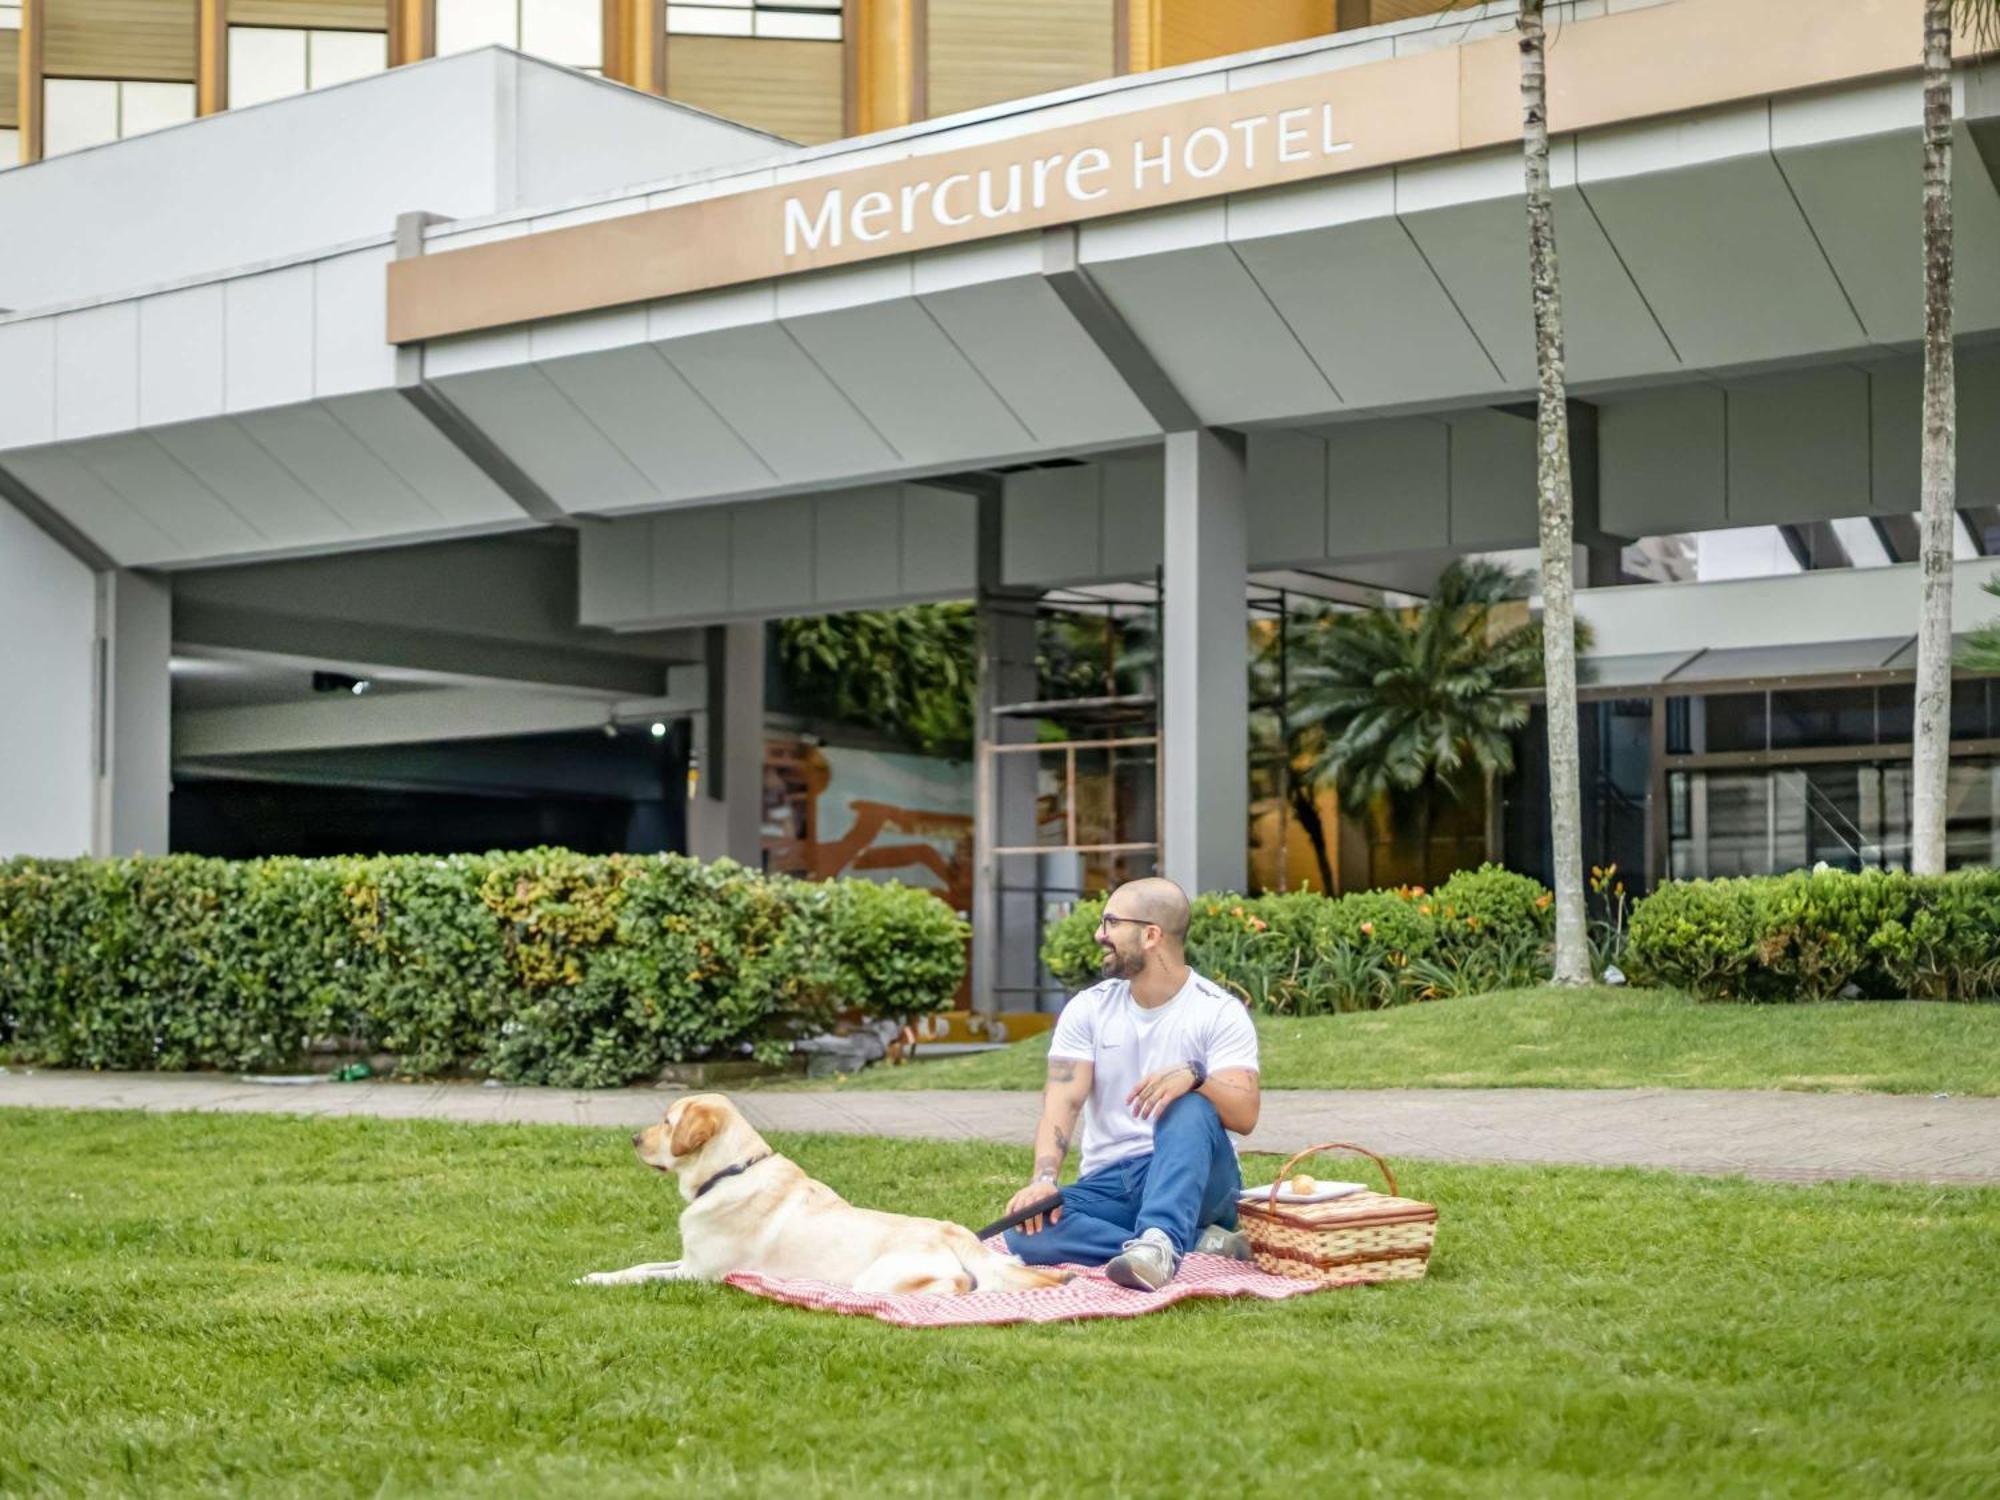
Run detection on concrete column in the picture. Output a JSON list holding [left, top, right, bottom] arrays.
[[1161, 429, 1248, 896], [971, 486, 1042, 1013], [0, 495, 95, 855], [94, 570, 173, 856], [687, 621, 767, 867]]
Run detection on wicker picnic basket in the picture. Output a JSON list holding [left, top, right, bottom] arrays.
[[1234, 1143, 1437, 1285]]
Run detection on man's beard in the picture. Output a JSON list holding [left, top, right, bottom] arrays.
[[1099, 943, 1144, 980]]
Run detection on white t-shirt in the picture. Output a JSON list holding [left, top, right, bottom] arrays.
[[1048, 970, 1260, 1176]]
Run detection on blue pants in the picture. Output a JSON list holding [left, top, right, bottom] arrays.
[[1004, 1093, 1242, 1266]]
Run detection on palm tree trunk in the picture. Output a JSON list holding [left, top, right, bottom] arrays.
[[1289, 779, 1338, 894], [1519, 0, 1592, 985], [1912, 0, 1957, 876]]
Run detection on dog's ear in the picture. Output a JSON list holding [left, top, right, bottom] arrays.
[[669, 1098, 720, 1158]]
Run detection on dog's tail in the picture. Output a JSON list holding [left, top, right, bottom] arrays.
[[950, 1226, 1074, 1290]]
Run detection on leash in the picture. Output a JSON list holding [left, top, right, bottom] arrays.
[[973, 1189, 1064, 1241]]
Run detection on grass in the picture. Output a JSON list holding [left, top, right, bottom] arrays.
[[4, 1110, 1998, 1498], [805, 987, 2000, 1096]]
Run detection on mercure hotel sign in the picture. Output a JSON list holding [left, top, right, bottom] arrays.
[[781, 100, 1358, 258], [384, 0, 1947, 344], [386, 46, 1467, 343]]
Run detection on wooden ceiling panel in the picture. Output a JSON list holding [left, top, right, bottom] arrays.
[[228, 0, 387, 30], [667, 36, 842, 146], [45, 0, 198, 81]]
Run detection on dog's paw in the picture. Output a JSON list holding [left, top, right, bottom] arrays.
[[575, 1271, 620, 1286]]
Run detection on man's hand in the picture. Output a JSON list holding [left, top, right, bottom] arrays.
[[1126, 1063, 1197, 1121], [1006, 1179, 1063, 1235]]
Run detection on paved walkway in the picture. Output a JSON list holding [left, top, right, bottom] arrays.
[[5, 1069, 1997, 1185]]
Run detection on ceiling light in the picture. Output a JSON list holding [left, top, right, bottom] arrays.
[[650, 721, 667, 739]]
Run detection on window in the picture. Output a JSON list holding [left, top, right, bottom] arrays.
[[0, 4, 20, 25], [436, 0, 602, 69], [667, 0, 842, 40], [0, 127, 18, 170], [228, 27, 387, 108], [42, 80, 195, 157]]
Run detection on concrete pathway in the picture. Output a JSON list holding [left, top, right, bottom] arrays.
[[3, 1069, 1997, 1185]]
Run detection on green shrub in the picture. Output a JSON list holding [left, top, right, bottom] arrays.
[[0, 851, 966, 1086], [1036, 878, 1534, 1013], [1432, 865, 1555, 954], [1626, 867, 2000, 1002]]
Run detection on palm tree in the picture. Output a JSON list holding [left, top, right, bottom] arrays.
[[1912, 0, 2000, 874], [1958, 577, 2000, 672], [1284, 562, 1555, 888], [1515, 0, 1591, 983]]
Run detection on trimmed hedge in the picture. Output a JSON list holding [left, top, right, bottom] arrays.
[[1627, 868, 2000, 1002], [1041, 865, 1554, 1015], [0, 851, 967, 1086], [1043, 865, 2000, 1010]]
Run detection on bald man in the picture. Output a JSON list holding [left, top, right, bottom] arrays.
[[999, 877, 1261, 1289]]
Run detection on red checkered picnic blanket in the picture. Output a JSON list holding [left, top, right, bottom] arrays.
[[722, 1248, 1365, 1328]]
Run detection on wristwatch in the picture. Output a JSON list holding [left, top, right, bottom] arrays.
[[1185, 1057, 1207, 1089]]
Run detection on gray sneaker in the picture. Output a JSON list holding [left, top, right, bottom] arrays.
[[1105, 1227, 1181, 1290], [1193, 1224, 1253, 1262]]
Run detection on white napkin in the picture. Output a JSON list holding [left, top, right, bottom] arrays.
[[1239, 1179, 1369, 1205]]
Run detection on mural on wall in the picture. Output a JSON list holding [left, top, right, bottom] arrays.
[[762, 736, 974, 915]]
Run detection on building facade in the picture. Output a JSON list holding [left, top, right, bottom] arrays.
[[3, 0, 1999, 1008], [3, 0, 1436, 165]]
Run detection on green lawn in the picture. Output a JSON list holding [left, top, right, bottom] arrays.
[[812, 987, 2000, 1096], [4, 1111, 1998, 1497]]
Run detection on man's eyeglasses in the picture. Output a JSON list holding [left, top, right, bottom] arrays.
[[1096, 913, 1156, 933]]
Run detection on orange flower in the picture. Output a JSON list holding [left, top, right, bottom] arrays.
[[1359, 921, 1375, 936]]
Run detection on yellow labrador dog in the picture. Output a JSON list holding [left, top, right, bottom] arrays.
[[578, 1093, 1071, 1295]]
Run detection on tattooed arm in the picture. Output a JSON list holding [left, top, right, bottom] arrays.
[[1005, 1055, 1093, 1230]]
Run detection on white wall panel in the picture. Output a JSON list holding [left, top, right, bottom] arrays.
[[234, 401, 434, 534], [137, 285, 226, 427], [650, 506, 732, 619], [1085, 246, 1342, 423], [434, 364, 654, 508], [1234, 218, 1504, 407], [313, 246, 398, 398], [1324, 416, 1448, 558], [1869, 348, 2000, 514], [1581, 136, 1867, 369], [1247, 428, 1327, 567], [75, 431, 268, 556], [1724, 367, 1870, 526], [326, 390, 520, 526], [224, 266, 316, 413], [782, 300, 1034, 464], [4, 446, 177, 561], [917, 277, 1156, 449], [1446, 409, 1536, 548], [0, 500, 94, 856], [900, 484, 976, 596], [1598, 383, 1726, 535], [54, 303, 139, 442], [664, 324, 898, 479], [1003, 464, 1100, 585], [151, 416, 346, 547], [1098, 450, 1164, 579], [0, 321, 57, 450], [728, 495, 815, 611], [813, 484, 903, 604], [536, 344, 773, 507]]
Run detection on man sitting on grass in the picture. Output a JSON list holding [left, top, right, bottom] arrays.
[[1000, 877, 1261, 1289]]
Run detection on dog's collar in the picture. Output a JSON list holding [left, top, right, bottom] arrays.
[[692, 1151, 772, 1202]]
